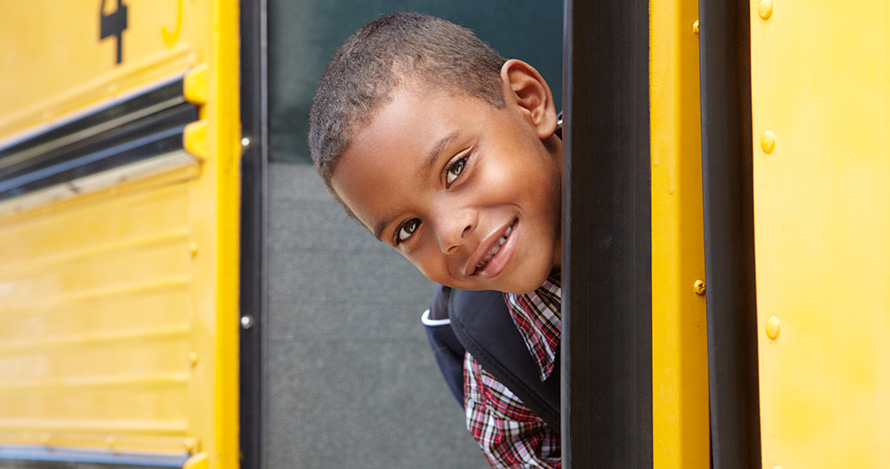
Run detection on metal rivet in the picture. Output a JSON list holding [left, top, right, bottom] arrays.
[[188, 352, 199, 367], [184, 438, 199, 454], [692, 20, 700, 36], [693, 280, 706, 295], [766, 315, 781, 340], [241, 316, 256, 329], [241, 136, 254, 151], [189, 242, 199, 257], [761, 130, 776, 154], [758, 0, 773, 20]]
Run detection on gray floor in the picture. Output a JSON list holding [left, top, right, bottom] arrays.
[[266, 162, 486, 468]]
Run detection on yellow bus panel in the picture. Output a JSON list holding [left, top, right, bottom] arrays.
[[0, 0, 206, 143], [750, 0, 890, 466], [0, 1, 240, 467], [0, 166, 198, 454]]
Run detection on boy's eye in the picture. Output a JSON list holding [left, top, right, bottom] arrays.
[[396, 218, 421, 245], [445, 156, 468, 186]]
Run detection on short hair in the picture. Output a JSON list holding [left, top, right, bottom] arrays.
[[309, 12, 506, 193]]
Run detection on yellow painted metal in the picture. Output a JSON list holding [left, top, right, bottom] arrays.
[[203, 0, 242, 467], [185, 120, 211, 160], [649, 0, 710, 467], [184, 64, 210, 107], [0, 1, 241, 467], [0, 168, 198, 454], [0, 0, 198, 142], [750, 0, 890, 467]]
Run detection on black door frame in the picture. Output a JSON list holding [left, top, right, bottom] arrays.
[[239, 0, 268, 467], [698, 0, 761, 466], [561, 0, 653, 466]]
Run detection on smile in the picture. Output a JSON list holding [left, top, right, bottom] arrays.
[[470, 219, 517, 276], [477, 225, 512, 269]]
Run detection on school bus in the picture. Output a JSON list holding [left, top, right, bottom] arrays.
[[0, 0, 886, 468]]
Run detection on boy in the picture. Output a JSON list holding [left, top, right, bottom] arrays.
[[309, 12, 563, 467]]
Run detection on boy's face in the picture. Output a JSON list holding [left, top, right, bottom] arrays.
[[331, 65, 561, 294]]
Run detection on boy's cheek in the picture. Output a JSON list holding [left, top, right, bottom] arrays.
[[396, 249, 432, 277], [401, 251, 451, 286]]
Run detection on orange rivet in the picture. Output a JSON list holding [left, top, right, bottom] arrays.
[[761, 130, 776, 154], [693, 280, 706, 295], [758, 0, 773, 20], [766, 316, 781, 340], [692, 20, 700, 36], [184, 438, 200, 454]]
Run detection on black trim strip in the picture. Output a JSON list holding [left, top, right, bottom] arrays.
[[698, 0, 762, 466], [562, 0, 653, 466], [0, 80, 186, 157], [239, 0, 268, 468], [0, 127, 186, 199], [0, 80, 197, 201]]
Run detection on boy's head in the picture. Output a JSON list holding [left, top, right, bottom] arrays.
[[310, 12, 562, 294], [310, 12, 507, 188]]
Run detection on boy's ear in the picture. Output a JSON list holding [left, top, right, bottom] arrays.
[[500, 59, 558, 140]]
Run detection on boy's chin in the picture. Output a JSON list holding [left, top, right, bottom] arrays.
[[501, 263, 560, 294], [498, 279, 549, 295], [463, 270, 553, 295]]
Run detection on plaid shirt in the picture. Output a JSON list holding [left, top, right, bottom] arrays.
[[464, 278, 562, 468]]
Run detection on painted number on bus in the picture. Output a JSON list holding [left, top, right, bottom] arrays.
[[100, 0, 128, 64]]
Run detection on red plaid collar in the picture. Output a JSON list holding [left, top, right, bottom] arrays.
[[503, 277, 562, 381]]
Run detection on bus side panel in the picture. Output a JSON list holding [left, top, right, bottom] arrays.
[[0, 166, 199, 455], [0, 1, 241, 467], [750, 1, 890, 466], [0, 1, 196, 140]]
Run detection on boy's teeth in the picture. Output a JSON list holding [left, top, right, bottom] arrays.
[[478, 244, 500, 268], [476, 225, 513, 269]]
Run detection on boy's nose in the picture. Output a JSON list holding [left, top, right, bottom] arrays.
[[435, 209, 476, 255]]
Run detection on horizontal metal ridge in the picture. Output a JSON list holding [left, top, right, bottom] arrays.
[[0, 80, 197, 201], [0, 445, 189, 468]]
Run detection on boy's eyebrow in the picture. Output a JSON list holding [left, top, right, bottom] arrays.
[[372, 130, 462, 242], [419, 130, 461, 179], [373, 216, 393, 242]]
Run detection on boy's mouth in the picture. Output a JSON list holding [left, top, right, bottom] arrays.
[[469, 219, 517, 276]]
